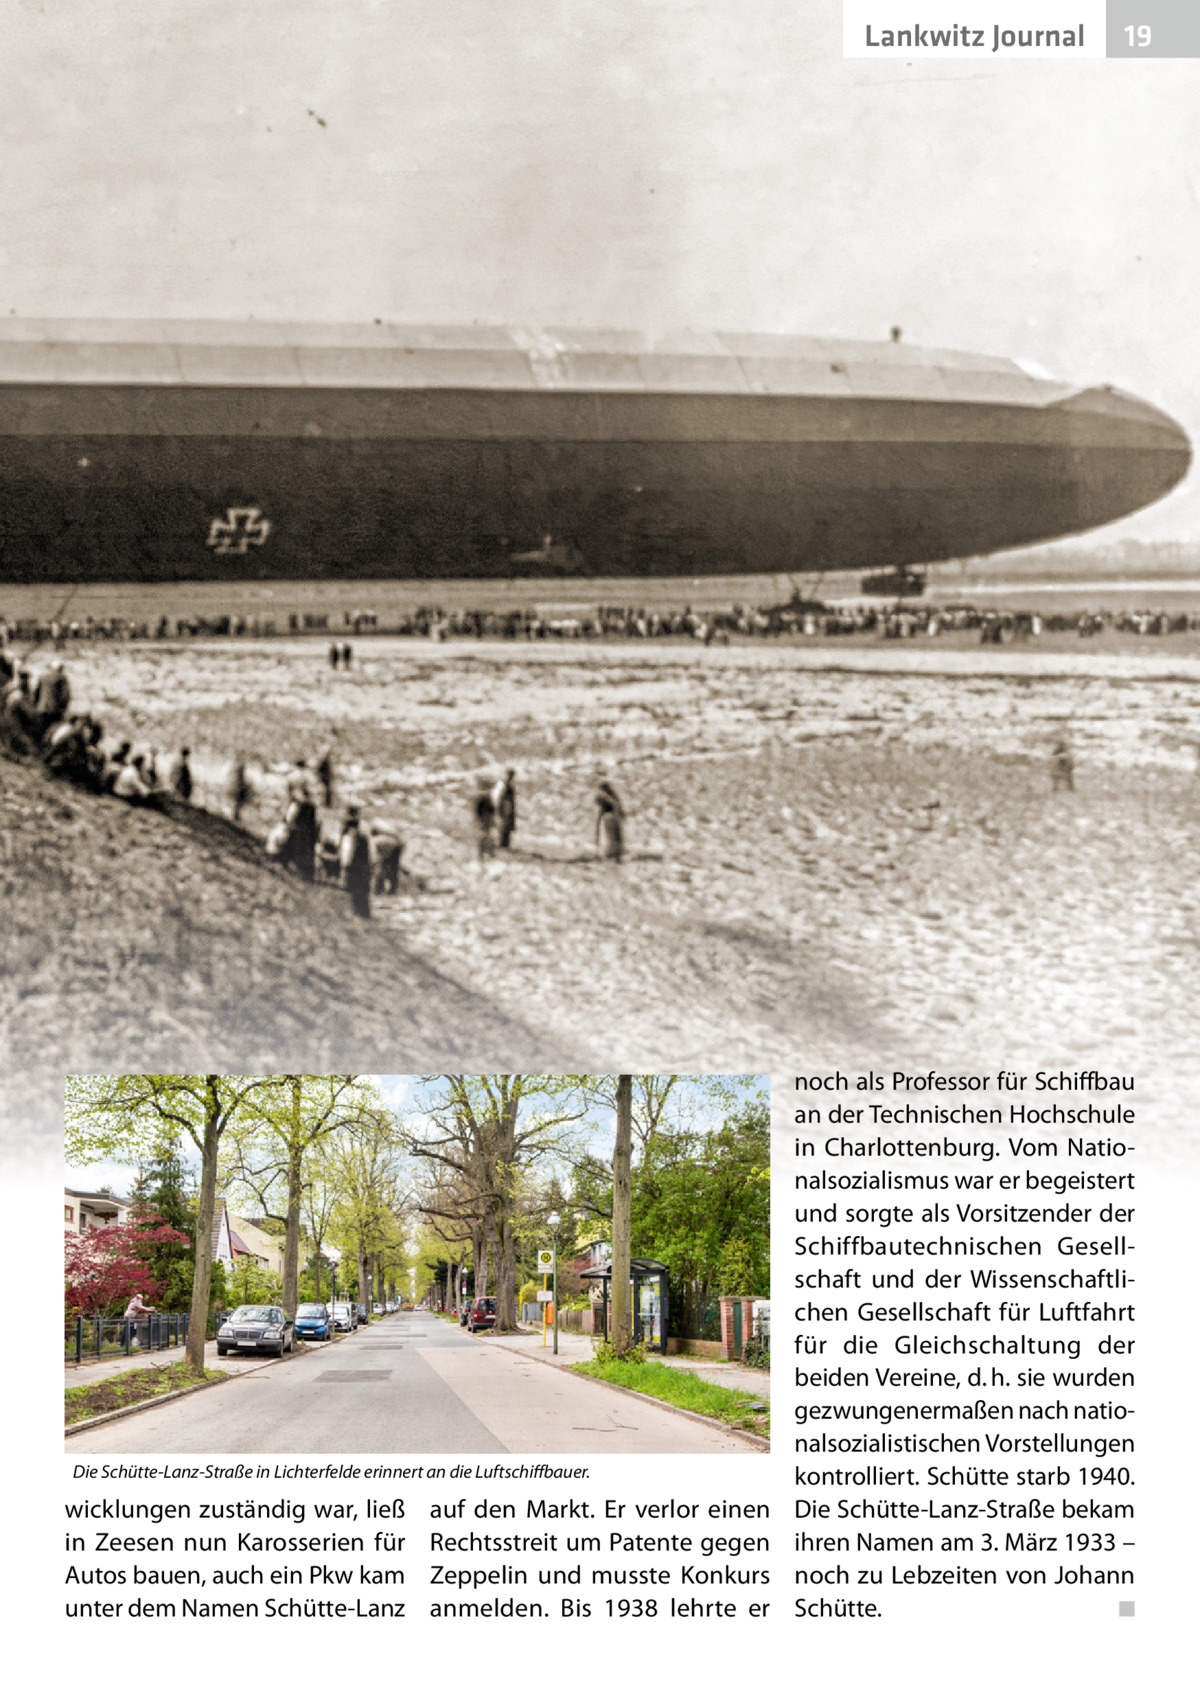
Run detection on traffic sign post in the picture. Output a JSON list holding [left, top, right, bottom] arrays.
[[543, 1221, 561, 1356], [537, 1249, 557, 1345]]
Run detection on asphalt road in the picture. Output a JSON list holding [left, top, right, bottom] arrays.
[[65, 1313, 761, 1455]]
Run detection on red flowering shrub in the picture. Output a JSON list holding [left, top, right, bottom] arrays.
[[65, 1209, 191, 1315]]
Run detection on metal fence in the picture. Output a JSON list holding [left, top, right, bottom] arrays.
[[65, 1312, 191, 1365]]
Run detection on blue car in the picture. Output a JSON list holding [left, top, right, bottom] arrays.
[[295, 1302, 332, 1342]]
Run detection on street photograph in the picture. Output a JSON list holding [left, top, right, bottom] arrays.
[[64, 1072, 770, 1455]]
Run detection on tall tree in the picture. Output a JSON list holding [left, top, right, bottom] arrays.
[[129, 1137, 197, 1311], [327, 1096, 408, 1313], [222, 1074, 360, 1318], [66, 1074, 270, 1373], [610, 1074, 633, 1356], [405, 1076, 589, 1330], [300, 1158, 341, 1304]]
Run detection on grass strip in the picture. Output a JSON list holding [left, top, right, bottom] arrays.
[[65, 1362, 228, 1426], [573, 1359, 769, 1436]]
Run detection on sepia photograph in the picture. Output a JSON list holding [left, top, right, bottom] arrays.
[[63, 1072, 770, 1454], [1, 6, 1197, 1134]]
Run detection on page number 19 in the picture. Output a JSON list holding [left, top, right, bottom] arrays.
[[1124, 25, 1152, 46]]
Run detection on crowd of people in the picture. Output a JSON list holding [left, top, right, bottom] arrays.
[[1, 651, 629, 926], [6, 598, 1200, 652], [0, 608, 382, 646], [0, 652, 193, 806]]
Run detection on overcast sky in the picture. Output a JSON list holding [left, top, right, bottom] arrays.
[[6, 2, 1199, 540]]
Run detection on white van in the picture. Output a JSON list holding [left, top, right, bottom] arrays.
[[331, 1302, 357, 1333]]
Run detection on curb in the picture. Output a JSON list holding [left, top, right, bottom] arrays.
[[65, 1372, 232, 1436], [483, 1335, 770, 1451], [64, 1336, 337, 1437]]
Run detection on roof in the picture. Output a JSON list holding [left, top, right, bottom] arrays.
[[210, 1198, 230, 1263], [577, 1257, 669, 1279], [0, 319, 1075, 408]]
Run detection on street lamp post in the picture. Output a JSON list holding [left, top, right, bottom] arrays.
[[547, 1212, 561, 1357]]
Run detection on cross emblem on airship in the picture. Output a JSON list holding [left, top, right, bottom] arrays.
[[206, 507, 272, 554]]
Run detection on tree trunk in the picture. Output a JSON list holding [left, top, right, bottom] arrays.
[[279, 1080, 303, 1319], [282, 1152, 302, 1321], [186, 1080, 222, 1374], [496, 1217, 515, 1330], [357, 1236, 368, 1310], [611, 1074, 633, 1357]]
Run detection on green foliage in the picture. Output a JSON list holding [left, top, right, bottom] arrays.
[[570, 1092, 769, 1337], [130, 1139, 198, 1311], [228, 1261, 283, 1308], [65, 1361, 226, 1427], [742, 1337, 771, 1370], [716, 1234, 759, 1298], [574, 1357, 769, 1434], [591, 1334, 647, 1367]]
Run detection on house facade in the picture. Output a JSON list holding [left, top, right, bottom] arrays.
[[64, 1187, 131, 1233], [229, 1214, 285, 1275]]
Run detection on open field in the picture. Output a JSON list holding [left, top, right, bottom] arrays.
[[7, 634, 1200, 1136]]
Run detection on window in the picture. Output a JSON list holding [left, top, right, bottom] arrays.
[[65, 1205, 74, 1222]]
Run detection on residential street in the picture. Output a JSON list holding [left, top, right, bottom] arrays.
[[65, 1313, 763, 1454]]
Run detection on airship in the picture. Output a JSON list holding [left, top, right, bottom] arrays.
[[0, 319, 1189, 584]]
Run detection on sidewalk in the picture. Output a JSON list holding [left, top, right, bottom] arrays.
[[64, 1334, 338, 1387], [493, 1325, 770, 1397]]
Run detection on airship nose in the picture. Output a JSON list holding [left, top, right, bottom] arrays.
[[1048, 385, 1192, 528]]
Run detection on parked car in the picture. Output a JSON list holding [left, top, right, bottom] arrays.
[[372, 1303, 384, 1315], [331, 1302, 357, 1333], [355, 1303, 368, 1325], [295, 1302, 332, 1342], [468, 1296, 497, 1333], [217, 1305, 295, 1358]]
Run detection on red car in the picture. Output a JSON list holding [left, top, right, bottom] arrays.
[[468, 1296, 497, 1333]]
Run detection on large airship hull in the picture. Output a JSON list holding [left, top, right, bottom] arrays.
[[0, 322, 1189, 582]]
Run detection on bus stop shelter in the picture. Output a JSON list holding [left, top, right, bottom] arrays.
[[577, 1257, 669, 1352]]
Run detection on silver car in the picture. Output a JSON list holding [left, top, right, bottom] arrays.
[[216, 1305, 295, 1358]]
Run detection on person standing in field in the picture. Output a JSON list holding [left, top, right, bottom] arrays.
[[595, 773, 625, 862], [339, 805, 372, 918], [1051, 737, 1075, 793], [283, 758, 319, 881], [473, 774, 497, 861], [230, 754, 252, 823], [315, 744, 335, 809], [494, 767, 517, 850], [170, 746, 193, 803]]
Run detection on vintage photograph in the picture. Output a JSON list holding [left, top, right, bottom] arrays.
[[63, 1072, 770, 1453], [2, 8, 1199, 1141]]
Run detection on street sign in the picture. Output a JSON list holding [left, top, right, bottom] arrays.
[[536, 1290, 553, 1302], [537, 1249, 555, 1270]]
